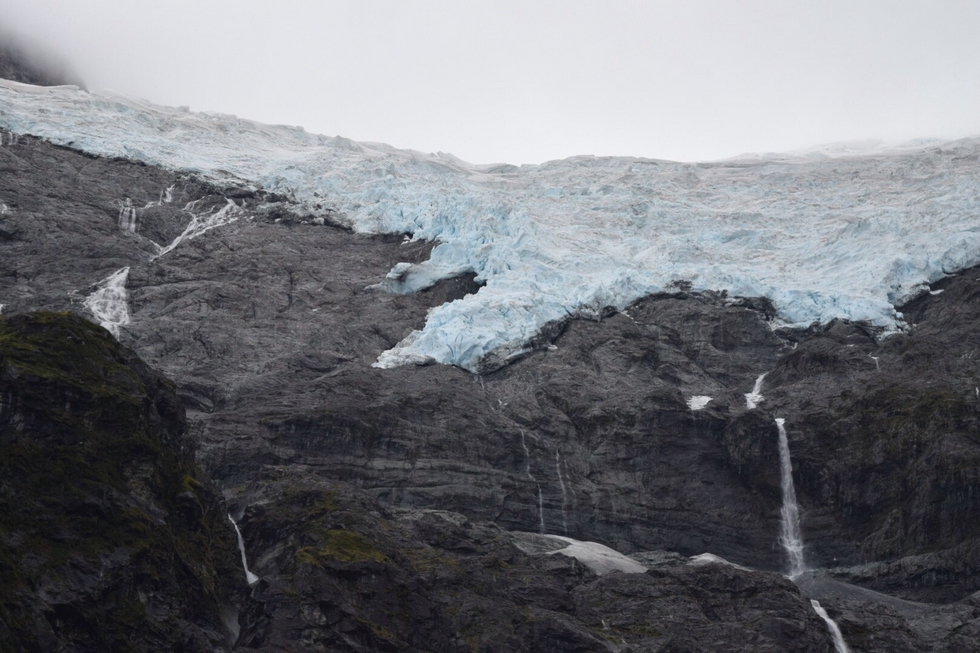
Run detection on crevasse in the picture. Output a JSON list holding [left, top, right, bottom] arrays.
[[4, 80, 980, 371]]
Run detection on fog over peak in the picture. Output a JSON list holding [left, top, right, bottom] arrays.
[[0, 27, 85, 89]]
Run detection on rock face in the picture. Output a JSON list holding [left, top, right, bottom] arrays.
[[232, 475, 834, 653], [2, 122, 980, 648], [0, 312, 244, 652]]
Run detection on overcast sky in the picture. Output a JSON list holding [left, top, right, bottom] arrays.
[[2, 0, 979, 164]]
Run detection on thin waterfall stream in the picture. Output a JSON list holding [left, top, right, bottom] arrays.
[[811, 600, 852, 653], [228, 514, 259, 585], [775, 418, 851, 653], [775, 418, 805, 578]]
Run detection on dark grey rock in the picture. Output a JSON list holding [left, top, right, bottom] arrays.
[[3, 130, 980, 650]]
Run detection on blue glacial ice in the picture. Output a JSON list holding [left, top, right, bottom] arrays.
[[3, 79, 980, 371]]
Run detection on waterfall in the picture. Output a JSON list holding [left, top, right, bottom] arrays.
[[228, 515, 259, 585], [153, 199, 242, 259], [118, 198, 137, 232], [745, 373, 767, 409], [83, 267, 131, 337], [555, 449, 569, 534], [519, 429, 546, 533], [811, 600, 851, 653], [775, 418, 806, 577]]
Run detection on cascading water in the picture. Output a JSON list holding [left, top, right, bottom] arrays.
[[519, 429, 546, 533], [152, 198, 242, 259], [775, 418, 805, 577], [118, 198, 137, 232], [775, 419, 853, 650], [811, 600, 851, 653], [83, 267, 131, 337], [745, 373, 767, 409], [228, 515, 259, 585], [555, 450, 569, 534]]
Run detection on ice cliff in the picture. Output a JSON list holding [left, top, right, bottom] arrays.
[[3, 79, 979, 371]]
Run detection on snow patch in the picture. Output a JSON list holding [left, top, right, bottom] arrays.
[[544, 535, 648, 575], [687, 395, 712, 411], [688, 553, 751, 571], [4, 81, 980, 371]]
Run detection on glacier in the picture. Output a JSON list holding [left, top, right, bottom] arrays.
[[3, 79, 980, 371]]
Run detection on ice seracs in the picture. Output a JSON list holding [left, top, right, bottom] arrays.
[[4, 80, 980, 371]]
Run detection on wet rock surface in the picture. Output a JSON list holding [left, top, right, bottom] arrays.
[[2, 124, 980, 650], [231, 474, 833, 653]]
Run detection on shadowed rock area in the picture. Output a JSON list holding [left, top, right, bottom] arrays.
[[2, 113, 980, 649], [0, 312, 244, 652]]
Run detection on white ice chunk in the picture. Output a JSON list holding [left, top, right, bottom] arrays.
[[543, 535, 648, 575], [687, 395, 712, 411], [4, 81, 980, 371]]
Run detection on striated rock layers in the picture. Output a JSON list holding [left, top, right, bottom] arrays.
[[2, 126, 980, 648]]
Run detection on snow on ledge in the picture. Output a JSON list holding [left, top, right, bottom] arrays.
[[688, 553, 751, 571], [687, 395, 712, 411], [4, 81, 980, 371], [543, 535, 648, 575]]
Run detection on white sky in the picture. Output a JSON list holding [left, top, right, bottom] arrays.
[[2, 0, 979, 165]]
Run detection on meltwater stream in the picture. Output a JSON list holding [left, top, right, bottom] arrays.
[[775, 418, 851, 653], [84, 196, 244, 336], [775, 418, 806, 578], [228, 515, 259, 585], [745, 373, 767, 409], [811, 600, 852, 653], [83, 267, 131, 337]]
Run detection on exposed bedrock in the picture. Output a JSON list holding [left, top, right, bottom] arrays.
[[0, 312, 245, 652], [2, 131, 980, 648], [228, 473, 835, 653]]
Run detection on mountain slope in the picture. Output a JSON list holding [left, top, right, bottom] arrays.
[[2, 74, 980, 651]]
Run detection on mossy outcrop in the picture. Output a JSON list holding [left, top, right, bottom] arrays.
[[0, 312, 242, 652]]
